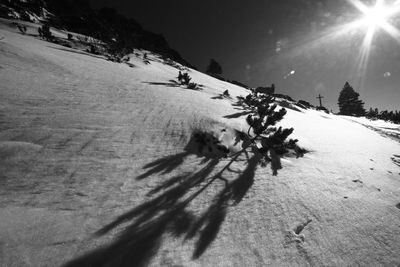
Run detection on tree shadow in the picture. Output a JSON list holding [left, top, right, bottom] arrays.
[[62, 129, 290, 267], [47, 45, 106, 60], [223, 98, 254, 119], [392, 154, 400, 167], [144, 80, 203, 91], [276, 100, 303, 113], [223, 111, 252, 119], [211, 92, 232, 100], [143, 80, 180, 88], [225, 96, 302, 119], [26, 33, 39, 38]]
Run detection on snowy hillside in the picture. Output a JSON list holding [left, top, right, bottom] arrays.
[[1, 20, 400, 267]]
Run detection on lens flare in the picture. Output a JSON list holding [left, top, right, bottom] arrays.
[[279, 0, 400, 91], [344, 0, 400, 89]]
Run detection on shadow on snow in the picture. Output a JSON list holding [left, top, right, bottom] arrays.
[[143, 80, 203, 91], [63, 129, 284, 267]]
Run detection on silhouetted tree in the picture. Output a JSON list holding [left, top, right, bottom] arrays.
[[177, 71, 197, 89], [366, 107, 379, 119], [177, 71, 191, 85], [338, 82, 365, 116], [38, 24, 53, 40], [255, 84, 275, 95], [206, 59, 222, 76], [368, 108, 400, 123], [236, 91, 305, 171], [88, 44, 97, 54]]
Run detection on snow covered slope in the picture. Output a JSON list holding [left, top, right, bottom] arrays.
[[1, 21, 400, 267]]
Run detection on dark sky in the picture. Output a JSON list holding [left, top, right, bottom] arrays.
[[90, 0, 400, 112]]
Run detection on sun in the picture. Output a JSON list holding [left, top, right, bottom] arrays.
[[347, 0, 400, 38], [341, 0, 400, 86], [295, 0, 400, 91], [304, 0, 400, 94], [360, 1, 390, 28]]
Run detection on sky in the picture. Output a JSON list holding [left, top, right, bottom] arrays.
[[90, 0, 400, 112]]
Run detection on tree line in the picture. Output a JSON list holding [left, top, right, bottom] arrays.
[[338, 81, 399, 123], [365, 108, 400, 124]]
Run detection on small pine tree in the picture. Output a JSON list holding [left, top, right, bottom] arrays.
[[206, 59, 222, 76], [177, 72, 197, 89], [338, 82, 365, 116], [236, 90, 304, 172], [38, 24, 52, 40], [177, 72, 191, 85]]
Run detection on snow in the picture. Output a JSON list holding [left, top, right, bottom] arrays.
[[1, 20, 400, 267]]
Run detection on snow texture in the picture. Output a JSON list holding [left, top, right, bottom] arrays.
[[0, 20, 400, 267]]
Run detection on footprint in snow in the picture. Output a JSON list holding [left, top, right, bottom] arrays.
[[285, 219, 312, 245], [294, 219, 312, 235]]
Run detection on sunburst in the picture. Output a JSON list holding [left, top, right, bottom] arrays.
[[348, 0, 400, 39], [344, 0, 400, 89], [281, 1, 400, 90]]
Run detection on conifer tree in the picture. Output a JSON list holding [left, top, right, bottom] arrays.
[[235, 90, 305, 172], [338, 82, 365, 116], [206, 59, 222, 76]]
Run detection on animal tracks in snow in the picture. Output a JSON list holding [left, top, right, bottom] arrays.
[[285, 219, 312, 245], [294, 219, 312, 235]]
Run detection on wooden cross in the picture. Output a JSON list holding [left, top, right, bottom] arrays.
[[316, 94, 324, 107]]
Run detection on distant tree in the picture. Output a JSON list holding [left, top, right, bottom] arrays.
[[255, 84, 275, 95], [206, 59, 222, 76], [38, 24, 53, 41], [316, 106, 329, 114], [338, 82, 365, 116], [395, 110, 400, 124], [88, 44, 98, 54], [297, 100, 314, 109], [373, 108, 379, 118], [366, 107, 379, 119]]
